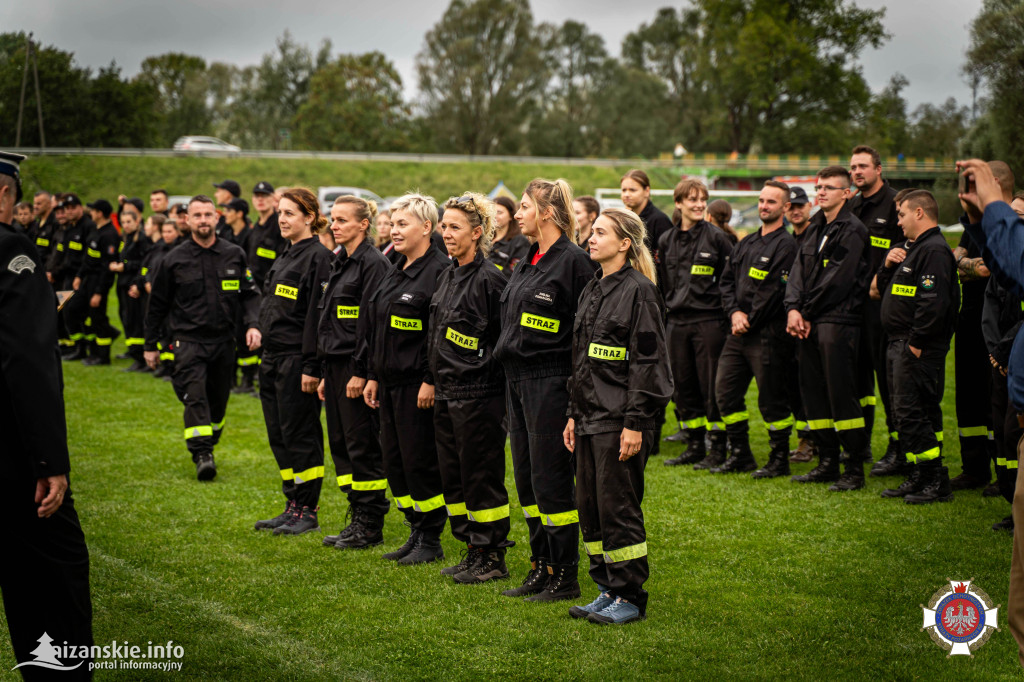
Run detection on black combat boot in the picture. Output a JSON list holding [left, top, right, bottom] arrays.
[[274, 505, 320, 535], [194, 453, 217, 481], [255, 500, 297, 531], [663, 427, 686, 443], [323, 506, 358, 547], [383, 524, 420, 561], [232, 366, 257, 394], [710, 441, 758, 473], [502, 558, 549, 597], [791, 449, 840, 483], [992, 516, 1014, 531], [454, 547, 509, 584], [829, 457, 865, 491], [752, 440, 791, 479], [880, 466, 923, 498], [905, 465, 954, 504], [948, 470, 989, 491], [693, 435, 726, 471], [441, 546, 478, 576], [524, 563, 581, 602], [336, 508, 384, 549], [398, 532, 444, 565], [870, 439, 908, 476], [664, 431, 705, 466]]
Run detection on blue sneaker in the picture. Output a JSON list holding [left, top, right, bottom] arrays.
[[587, 597, 645, 625], [568, 588, 613, 619]]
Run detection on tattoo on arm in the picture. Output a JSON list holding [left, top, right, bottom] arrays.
[[958, 257, 990, 281]]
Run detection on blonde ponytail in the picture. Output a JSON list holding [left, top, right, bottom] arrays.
[[524, 177, 578, 244]]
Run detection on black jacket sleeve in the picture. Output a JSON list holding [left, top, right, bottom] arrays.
[[800, 226, 868, 320], [301, 252, 331, 378], [982, 277, 1003, 357], [144, 259, 174, 351], [624, 286, 673, 430], [239, 259, 261, 333], [909, 246, 956, 350], [93, 228, 120, 296], [747, 237, 796, 331], [719, 241, 740, 317], [352, 257, 388, 380]]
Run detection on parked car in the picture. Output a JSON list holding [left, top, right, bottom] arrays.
[[172, 136, 241, 153], [317, 186, 384, 216]]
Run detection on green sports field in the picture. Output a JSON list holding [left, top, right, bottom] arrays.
[[0, 323, 1019, 680]]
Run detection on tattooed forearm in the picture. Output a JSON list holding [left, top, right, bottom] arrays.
[[958, 257, 990, 281]]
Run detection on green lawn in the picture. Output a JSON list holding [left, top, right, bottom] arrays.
[[1, 329, 1020, 680]]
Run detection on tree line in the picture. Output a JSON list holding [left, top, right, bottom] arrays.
[[0, 0, 1017, 169]]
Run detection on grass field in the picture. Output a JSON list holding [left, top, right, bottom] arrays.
[[1, 304, 1021, 681]]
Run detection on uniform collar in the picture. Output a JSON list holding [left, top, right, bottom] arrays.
[[451, 249, 483, 280], [523, 233, 572, 272], [339, 237, 373, 262], [596, 261, 633, 294], [673, 219, 712, 237], [857, 179, 891, 205], [758, 224, 787, 242], [395, 245, 447, 277], [908, 225, 943, 247]]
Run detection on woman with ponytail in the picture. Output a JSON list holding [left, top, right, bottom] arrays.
[[494, 178, 597, 602], [562, 207, 672, 624], [253, 187, 334, 536], [317, 196, 393, 550]]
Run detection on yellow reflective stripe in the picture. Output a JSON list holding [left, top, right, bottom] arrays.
[[1008, 460, 1020, 470], [140, 266, 148, 275], [124, 337, 145, 346], [682, 417, 707, 429], [237, 355, 260, 367], [604, 541, 648, 563], [293, 466, 325, 483], [390, 315, 423, 331], [722, 411, 749, 425], [823, 259, 829, 267], [542, 509, 579, 527], [520, 312, 560, 333], [184, 425, 213, 439], [834, 418, 865, 431], [336, 474, 352, 487], [707, 421, 725, 432], [413, 494, 445, 512], [494, 263, 504, 271], [394, 495, 413, 509], [859, 395, 877, 406], [748, 267, 768, 280], [351, 478, 387, 491], [466, 504, 510, 522], [337, 305, 359, 319], [870, 236, 891, 249], [69, 333, 84, 341], [95, 337, 114, 346], [522, 504, 540, 519], [958, 426, 988, 438], [36, 237, 50, 247], [446, 502, 468, 516], [212, 419, 225, 432], [256, 247, 277, 259], [807, 419, 834, 430], [87, 248, 101, 258], [935, 431, 944, 442], [69, 241, 83, 251], [988, 430, 996, 440], [795, 420, 808, 432], [765, 415, 795, 431], [446, 327, 479, 350], [275, 283, 298, 300], [222, 279, 239, 291], [280, 468, 294, 481], [159, 352, 175, 361], [588, 343, 628, 361], [891, 283, 917, 297], [890, 431, 899, 441], [691, 264, 715, 275], [911, 447, 941, 462], [56, 243, 64, 252], [584, 540, 604, 556]]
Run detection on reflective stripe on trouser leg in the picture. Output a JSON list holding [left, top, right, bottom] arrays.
[[954, 318, 992, 476], [575, 431, 650, 608], [811, 322, 867, 454], [173, 340, 231, 461], [888, 340, 945, 467]]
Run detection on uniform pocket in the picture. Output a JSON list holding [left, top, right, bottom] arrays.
[[388, 293, 426, 333], [442, 312, 487, 358]]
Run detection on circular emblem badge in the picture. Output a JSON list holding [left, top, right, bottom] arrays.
[[922, 580, 999, 656]]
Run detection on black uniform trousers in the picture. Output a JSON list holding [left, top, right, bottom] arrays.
[[955, 321, 994, 478], [576, 430, 650, 612], [435, 395, 512, 549], [260, 351, 324, 508], [667, 318, 728, 440], [65, 283, 117, 357], [1, 473, 92, 679], [323, 358, 388, 516], [990, 368, 1022, 503], [172, 339, 234, 461], [118, 285, 146, 361], [797, 323, 869, 455], [378, 382, 447, 535], [886, 339, 944, 466], [235, 322, 260, 379], [715, 327, 794, 447], [507, 375, 579, 566], [857, 302, 896, 444]]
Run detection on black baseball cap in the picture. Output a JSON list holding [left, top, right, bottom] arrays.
[[87, 198, 113, 217], [123, 197, 145, 214], [252, 181, 274, 195], [213, 179, 241, 198], [220, 198, 250, 214], [60, 193, 82, 208], [789, 187, 810, 205]]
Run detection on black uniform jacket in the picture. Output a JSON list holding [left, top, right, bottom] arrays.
[[318, 238, 392, 372], [982, 277, 1024, 368], [248, 213, 288, 293], [144, 235, 260, 351], [117, 233, 151, 290], [139, 238, 175, 289], [487, 233, 530, 275], [849, 182, 901, 273], [494, 233, 597, 381], [656, 219, 733, 324], [364, 246, 450, 387], [219, 222, 251, 255], [877, 226, 958, 352], [50, 215, 91, 282], [33, 211, 58, 261], [259, 237, 333, 377], [639, 200, 674, 259], [428, 250, 507, 400], [720, 225, 797, 333], [783, 202, 871, 325], [0, 222, 70, 478], [76, 222, 120, 296], [567, 263, 674, 434]]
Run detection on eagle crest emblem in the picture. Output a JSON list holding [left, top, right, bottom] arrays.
[[922, 579, 998, 656]]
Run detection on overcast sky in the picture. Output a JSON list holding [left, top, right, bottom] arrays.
[[6, 0, 982, 111]]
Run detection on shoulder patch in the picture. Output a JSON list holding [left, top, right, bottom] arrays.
[[7, 254, 35, 274]]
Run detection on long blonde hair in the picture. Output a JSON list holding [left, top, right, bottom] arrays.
[[598, 208, 657, 284], [524, 178, 578, 243], [443, 192, 497, 257]]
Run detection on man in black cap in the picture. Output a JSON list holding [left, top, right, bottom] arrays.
[[217, 197, 251, 248], [55, 194, 94, 359], [66, 198, 120, 365], [784, 186, 816, 463], [248, 181, 285, 292], [0, 151, 94, 676]]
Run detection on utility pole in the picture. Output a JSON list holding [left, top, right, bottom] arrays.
[[14, 33, 45, 148], [32, 35, 45, 148], [15, 33, 30, 147]]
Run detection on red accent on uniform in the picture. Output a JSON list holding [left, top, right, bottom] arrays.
[[530, 251, 545, 266]]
